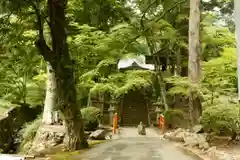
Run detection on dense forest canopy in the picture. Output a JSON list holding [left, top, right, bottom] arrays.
[[0, 0, 238, 151]]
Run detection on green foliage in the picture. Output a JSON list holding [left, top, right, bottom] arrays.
[[69, 24, 108, 74], [200, 105, 240, 136], [0, 69, 46, 105], [163, 109, 185, 128], [165, 76, 189, 96], [25, 82, 45, 105], [77, 59, 117, 104], [96, 70, 153, 99], [202, 0, 234, 31], [18, 117, 41, 153], [165, 47, 237, 106], [0, 12, 44, 105], [0, 99, 12, 118], [81, 107, 102, 131], [79, 57, 155, 101], [68, 0, 131, 31], [113, 70, 154, 98], [201, 22, 235, 60], [202, 48, 237, 105], [0, 0, 190, 108], [0, 0, 237, 141]]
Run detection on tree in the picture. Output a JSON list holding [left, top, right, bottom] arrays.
[[1, 0, 88, 150], [202, 0, 234, 32], [42, 62, 57, 125], [0, 17, 42, 105], [0, 0, 236, 151], [35, 0, 88, 150], [68, 0, 131, 31], [188, 0, 202, 125], [234, 0, 240, 102]]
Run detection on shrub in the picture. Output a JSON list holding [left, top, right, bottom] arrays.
[[81, 107, 102, 131], [18, 116, 41, 153], [163, 109, 185, 129], [200, 105, 240, 136]]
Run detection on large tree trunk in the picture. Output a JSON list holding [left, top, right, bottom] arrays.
[[188, 0, 202, 126], [42, 62, 57, 125], [34, 0, 88, 150], [56, 64, 88, 150], [235, 0, 240, 102], [48, 0, 88, 150]]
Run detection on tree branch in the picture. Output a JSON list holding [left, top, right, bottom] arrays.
[[126, 0, 187, 50], [155, 0, 186, 23], [8, 64, 26, 91], [153, 45, 169, 56], [140, 0, 158, 28], [0, 10, 14, 22], [31, 2, 54, 63]]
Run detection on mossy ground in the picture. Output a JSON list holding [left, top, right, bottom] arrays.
[[46, 140, 106, 160]]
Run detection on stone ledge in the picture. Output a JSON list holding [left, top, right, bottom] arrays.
[[164, 128, 237, 160], [177, 144, 210, 160]]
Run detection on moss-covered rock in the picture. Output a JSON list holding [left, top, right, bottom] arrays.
[[0, 104, 42, 153]]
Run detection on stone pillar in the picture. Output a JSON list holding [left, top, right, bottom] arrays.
[[98, 113, 104, 129], [108, 105, 115, 126]]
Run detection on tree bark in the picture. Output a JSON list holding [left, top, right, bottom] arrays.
[[188, 0, 202, 126], [56, 66, 88, 150], [48, 0, 88, 150], [234, 2, 240, 138], [175, 52, 181, 76], [234, 0, 240, 102], [42, 62, 57, 125], [34, 0, 88, 150]]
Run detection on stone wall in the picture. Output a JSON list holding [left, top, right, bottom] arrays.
[[0, 104, 42, 153]]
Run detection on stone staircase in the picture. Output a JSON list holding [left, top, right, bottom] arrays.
[[121, 105, 149, 127]]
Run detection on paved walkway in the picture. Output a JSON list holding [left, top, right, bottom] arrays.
[[114, 127, 161, 138], [72, 138, 200, 160], [71, 127, 200, 160]]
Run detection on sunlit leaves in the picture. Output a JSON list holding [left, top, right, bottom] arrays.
[[0, 11, 43, 104], [68, 0, 131, 31], [202, 47, 237, 104], [201, 12, 235, 60], [79, 58, 154, 100]]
